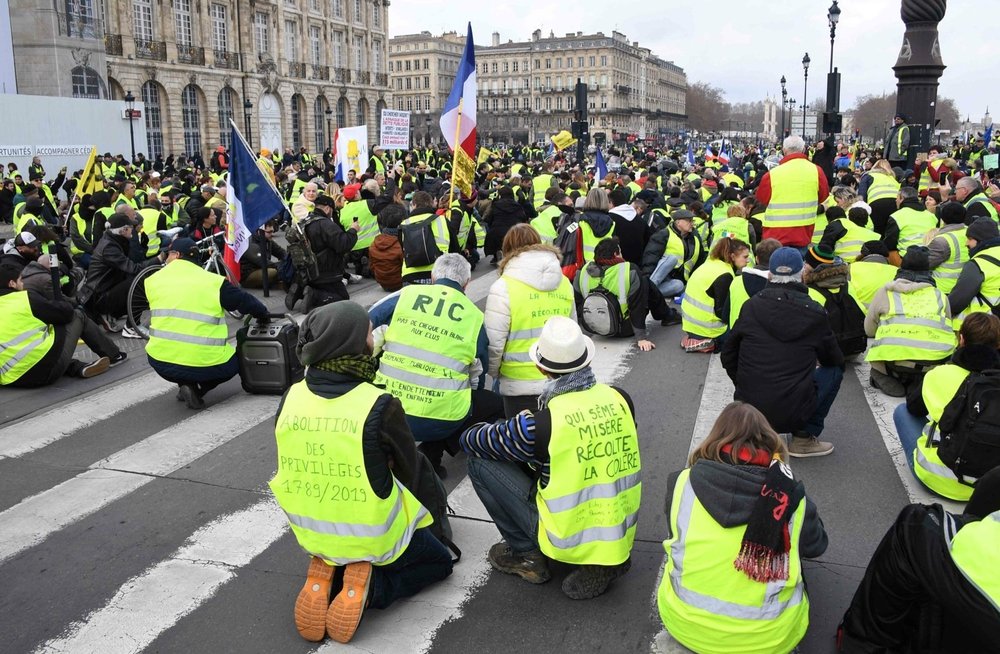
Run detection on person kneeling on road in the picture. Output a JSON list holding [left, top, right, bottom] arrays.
[[271, 301, 454, 644], [0, 262, 125, 387], [144, 238, 268, 409], [462, 316, 640, 600]]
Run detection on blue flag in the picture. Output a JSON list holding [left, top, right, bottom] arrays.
[[595, 147, 608, 180], [985, 122, 994, 149], [228, 125, 286, 262], [686, 143, 696, 166]]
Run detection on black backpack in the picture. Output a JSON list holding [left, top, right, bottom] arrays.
[[581, 287, 623, 337], [936, 369, 1000, 483], [400, 215, 442, 269], [815, 286, 867, 357], [284, 216, 320, 283]]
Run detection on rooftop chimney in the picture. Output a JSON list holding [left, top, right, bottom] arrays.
[[532, 29, 541, 42], [492, 31, 500, 47]]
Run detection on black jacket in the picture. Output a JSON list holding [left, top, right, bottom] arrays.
[[948, 239, 1000, 315], [720, 281, 845, 433], [483, 198, 527, 255], [80, 232, 159, 303], [640, 224, 703, 278], [609, 208, 652, 266], [304, 211, 358, 286]]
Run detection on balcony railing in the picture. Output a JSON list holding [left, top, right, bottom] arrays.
[[177, 44, 205, 65], [134, 38, 166, 61], [105, 34, 123, 55], [288, 61, 306, 78], [311, 64, 329, 80], [357, 70, 370, 84], [334, 67, 350, 83], [57, 11, 102, 38], [214, 50, 241, 70], [375, 72, 387, 86]]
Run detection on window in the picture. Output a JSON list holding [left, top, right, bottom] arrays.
[[356, 97, 367, 126], [353, 34, 364, 69], [210, 4, 228, 53], [502, 61, 508, 73], [71, 66, 101, 98], [332, 30, 344, 66], [372, 1, 380, 28], [142, 81, 164, 159], [422, 58, 428, 69], [314, 97, 328, 151], [589, 56, 595, 66], [601, 55, 607, 66], [566, 57, 572, 68], [405, 60, 411, 71], [284, 19, 298, 61], [424, 97, 429, 111], [132, 0, 153, 41], [480, 62, 486, 74], [254, 12, 269, 55], [65, 0, 97, 37], [353, 0, 362, 23], [578, 56, 583, 67], [555, 58, 561, 69], [372, 39, 382, 73], [332, 0, 343, 19], [218, 87, 236, 149], [512, 60, 518, 72], [181, 84, 201, 157], [337, 96, 348, 127], [309, 25, 321, 65], [174, 0, 192, 47], [545, 58, 551, 69], [522, 97, 529, 110], [405, 77, 411, 90], [291, 94, 303, 150], [423, 75, 429, 89]]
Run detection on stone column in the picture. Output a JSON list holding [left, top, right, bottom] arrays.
[[893, 0, 947, 166]]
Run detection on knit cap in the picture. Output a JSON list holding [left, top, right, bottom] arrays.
[[804, 245, 836, 270], [967, 217, 999, 243], [900, 246, 931, 271], [296, 301, 370, 366]]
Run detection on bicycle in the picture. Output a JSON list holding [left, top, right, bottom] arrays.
[[126, 233, 244, 338]]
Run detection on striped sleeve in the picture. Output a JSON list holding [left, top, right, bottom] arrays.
[[460, 411, 538, 465]]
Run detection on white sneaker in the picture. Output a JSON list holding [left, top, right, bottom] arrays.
[[122, 325, 149, 339], [347, 273, 363, 285]]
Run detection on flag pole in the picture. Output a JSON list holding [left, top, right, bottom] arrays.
[[230, 119, 284, 204], [62, 147, 96, 232], [447, 99, 464, 208]]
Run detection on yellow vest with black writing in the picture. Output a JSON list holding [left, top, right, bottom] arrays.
[[0, 291, 56, 385], [829, 218, 880, 262], [659, 468, 809, 654], [499, 276, 573, 381], [948, 511, 1000, 609], [576, 262, 631, 318], [537, 384, 640, 565], [866, 286, 956, 364], [866, 172, 901, 203], [892, 207, 938, 251], [376, 284, 482, 422], [270, 382, 432, 566], [400, 213, 451, 278], [530, 205, 561, 244], [763, 158, 819, 229], [931, 227, 968, 294], [138, 207, 162, 257], [145, 260, 234, 367], [914, 364, 974, 501], [681, 258, 733, 338], [340, 200, 379, 250], [849, 260, 897, 310]]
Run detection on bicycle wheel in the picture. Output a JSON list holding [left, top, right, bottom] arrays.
[[207, 254, 244, 319], [126, 264, 162, 339]]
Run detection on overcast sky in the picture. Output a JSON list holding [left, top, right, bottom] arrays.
[[389, 0, 991, 122]]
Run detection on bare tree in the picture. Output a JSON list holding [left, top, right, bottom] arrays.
[[685, 82, 730, 132], [851, 92, 961, 140]]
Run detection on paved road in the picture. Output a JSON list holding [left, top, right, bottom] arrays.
[[0, 264, 963, 654]]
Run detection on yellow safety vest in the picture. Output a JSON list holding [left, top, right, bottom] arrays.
[[867, 286, 956, 364], [400, 213, 451, 277], [69, 210, 89, 256], [340, 200, 379, 250], [532, 173, 554, 209], [270, 381, 433, 566], [580, 220, 615, 262], [0, 291, 56, 385], [914, 364, 974, 500], [763, 158, 819, 229], [892, 207, 938, 251], [13, 205, 42, 233], [848, 261, 897, 310], [948, 511, 1000, 609], [963, 193, 1000, 223], [681, 258, 733, 338], [663, 227, 702, 281], [450, 201, 485, 250], [145, 260, 234, 367], [530, 205, 561, 244], [829, 218, 881, 262], [971, 246, 1000, 308], [137, 207, 162, 257], [498, 276, 573, 381], [116, 195, 139, 210], [376, 284, 482, 421], [537, 384, 640, 565], [918, 160, 943, 194], [931, 228, 968, 294], [867, 172, 900, 203], [726, 274, 754, 328], [659, 468, 809, 654], [576, 262, 631, 318]]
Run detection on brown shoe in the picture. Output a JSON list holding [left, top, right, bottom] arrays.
[[326, 561, 372, 643], [294, 556, 336, 642]]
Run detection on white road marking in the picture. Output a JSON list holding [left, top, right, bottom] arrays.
[[0, 394, 278, 563], [34, 499, 289, 654], [686, 354, 733, 458], [0, 372, 176, 458]]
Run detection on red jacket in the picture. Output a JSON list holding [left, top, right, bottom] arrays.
[[754, 153, 829, 248]]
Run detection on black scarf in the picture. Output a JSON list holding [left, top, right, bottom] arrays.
[[733, 458, 802, 582]]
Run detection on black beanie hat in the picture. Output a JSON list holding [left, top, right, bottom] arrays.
[[937, 201, 966, 226], [967, 217, 1000, 243], [860, 240, 890, 258], [900, 245, 931, 271]]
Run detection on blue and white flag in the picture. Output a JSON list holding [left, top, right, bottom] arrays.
[[227, 124, 286, 267], [686, 142, 696, 166], [595, 147, 608, 180]]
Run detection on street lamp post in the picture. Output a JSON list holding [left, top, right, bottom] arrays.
[[802, 53, 810, 141], [780, 75, 787, 139], [425, 115, 431, 146], [828, 1, 841, 73], [124, 90, 136, 162], [325, 107, 333, 154], [243, 100, 253, 149], [788, 98, 797, 135], [826, 1, 842, 139]]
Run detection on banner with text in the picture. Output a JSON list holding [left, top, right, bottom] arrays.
[[335, 125, 369, 180], [379, 110, 410, 150]]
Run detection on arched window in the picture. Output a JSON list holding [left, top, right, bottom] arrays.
[[314, 96, 329, 152], [290, 94, 304, 151], [71, 66, 101, 98], [356, 97, 368, 127], [181, 84, 202, 157], [141, 81, 164, 159], [218, 87, 237, 149], [337, 96, 349, 129]]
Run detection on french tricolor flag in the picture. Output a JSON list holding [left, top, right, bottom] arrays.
[[439, 23, 477, 197]]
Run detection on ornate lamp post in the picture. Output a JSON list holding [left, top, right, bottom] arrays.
[[802, 53, 811, 140], [893, 0, 947, 167], [243, 100, 254, 149], [124, 90, 136, 161], [780, 75, 787, 139]]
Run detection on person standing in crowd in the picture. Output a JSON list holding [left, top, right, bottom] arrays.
[[485, 224, 575, 417], [754, 135, 829, 248], [721, 247, 843, 458], [608, 188, 653, 266], [883, 113, 911, 170], [483, 186, 527, 265], [271, 301, 453, 644], [462, 316, 640, 600], [658, 402, 827, 654], [860, 159, 902, 235]]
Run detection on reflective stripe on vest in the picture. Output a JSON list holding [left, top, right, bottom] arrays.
[[375, 284, 482, 421], [932, 228, 968, 294], [681, 258, 732, 338], [727, 275, 752, 328], [138, 207, 162, 257], [972, 246, 1000, 308], [340, 200, 379, 250], [0, 292, 56, 384], [532, 174, 554, 209], [658, 469, 808, 654], [892, 207, 938, 251], [763, 159, 820, 227], [578, 263, 630, 317], [580, 221, 615, 262], [663, 227, 701, 280], [914, 364, 975, 500], [499, 276, 574, 381], [832, 219, 881, 262], [964, 193, 1000, 222], [270, 382, 433, 566], [536, 384, 640, 565], [867, 172, 901, 202], [946, 510, 1000, 611], [867, 287, 956, 363], [144, 261, 234, 366]]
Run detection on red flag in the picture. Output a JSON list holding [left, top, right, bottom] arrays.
[[223, 219, 241, 283]]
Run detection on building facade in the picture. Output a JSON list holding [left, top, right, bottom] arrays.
[[8, 0, 392, 160], [389, 28, 687, 147]]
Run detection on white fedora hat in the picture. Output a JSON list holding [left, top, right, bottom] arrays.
[[528, 316, 595, 374]]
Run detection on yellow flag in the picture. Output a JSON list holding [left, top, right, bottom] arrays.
[[77, 147, 100, 197], [477, 147, 493, 166], [551, 130, 577, 152]]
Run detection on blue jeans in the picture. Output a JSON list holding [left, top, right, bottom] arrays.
[[368, 528, 453, 610], [804, 365, 844, 437], [893, 403, 928, 475], [467, 457, 539, 554], [649, 254, 685, 299]]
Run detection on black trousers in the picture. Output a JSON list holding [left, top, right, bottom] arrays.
[[840, 504, 1000, 653], [9, 309, 120, 388]]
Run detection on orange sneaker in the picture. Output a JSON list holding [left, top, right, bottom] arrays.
[[294, 556, 337, 642], [326, 561, 372, 643]]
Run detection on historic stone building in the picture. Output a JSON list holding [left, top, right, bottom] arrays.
[[7, 0, 392, 159], [387, 30, 463, 145]]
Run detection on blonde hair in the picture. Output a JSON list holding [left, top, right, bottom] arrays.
[[871, 159, 895, 176], [689, 402, 788, 466]]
